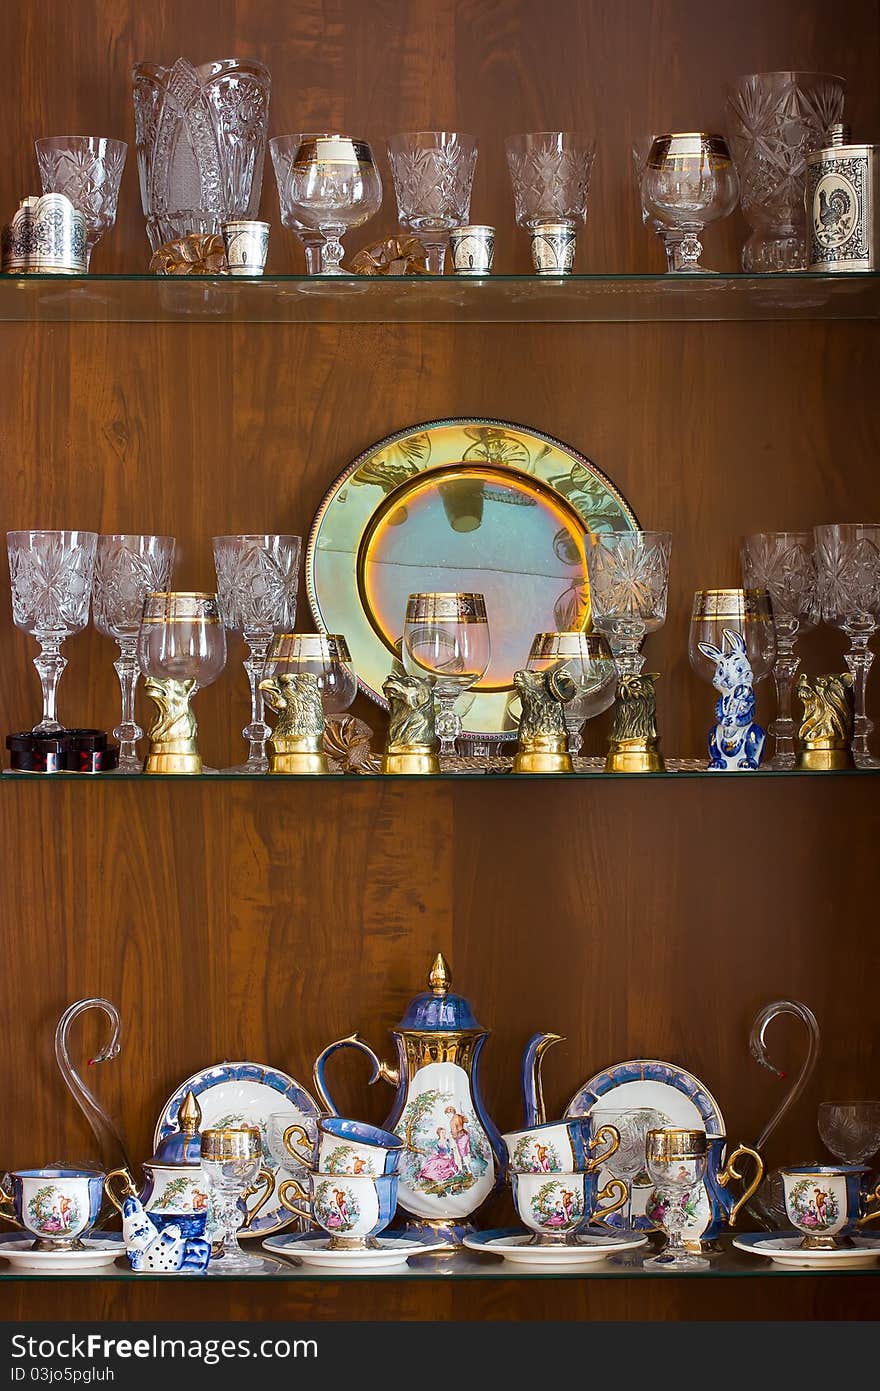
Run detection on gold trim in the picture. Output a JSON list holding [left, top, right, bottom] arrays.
[[647, 133, 733, 168], [380, 750, 440, 775], [646, 1127, 707, 1160], [691, 588, 772, 620]]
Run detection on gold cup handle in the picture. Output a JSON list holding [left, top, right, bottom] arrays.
[[591, 1177, 628, 1224], [278, 1177, 312, 1224], [282, 1124, 315, 1168], [587, 1123, 620, 1171], [857, 1182, 880, 1226], [717, 1143, 764, 1226], [0, 1178, 23, 1230], [242, 1166, 276, 1230], [104, 1167, 138, 1214]]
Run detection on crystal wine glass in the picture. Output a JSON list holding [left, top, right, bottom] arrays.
[[688, 589, 776, 770], [387, 131, 477, 274], [269, 135, 382, 274], [200, 1126, 275, 1272], [814, 523, 880, 768], [212, 535, 301, 774], [642, 1128, 710, 1270], [590, 1107, 664, 1232], [92, 535, 176, 772], [640, 133, 740, 272], [741, 532, 819, 769], [584, 531, 672, 677], [270, 133, 331, 273], [35, 137, 127, 269], [818, 1102, 880, 1166], [402, 593, 490, 756], [7, 530, 98, 733], [632, 136, 684, 271], [137, 592, 227, 774], [506, 131, 596, 231], [525, 632, 617, 755]]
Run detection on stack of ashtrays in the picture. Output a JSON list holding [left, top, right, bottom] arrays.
[[6, 730, 118, 774], [1, 193, 87, 274]]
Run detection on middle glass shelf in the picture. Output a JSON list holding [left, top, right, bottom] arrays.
[[0, 766, 874, 782]]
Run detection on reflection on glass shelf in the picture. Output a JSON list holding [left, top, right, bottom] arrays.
[[0, 763, 875, 782], [0, 272, 877, 325], [0, 1234, 877, 1280]]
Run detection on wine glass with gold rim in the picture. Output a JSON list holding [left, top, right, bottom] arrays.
[[643, 1129, 710, 1270], [688, 588, 775, 770], [402, 593, 490, 757], [137, 592, 227, 774], [525, 632, 617, 755], [641, 133, 740, 272]]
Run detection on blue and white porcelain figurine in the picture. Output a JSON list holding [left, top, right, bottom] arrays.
[[121, 1193, 210, 1274], [313, 953, 506, 1248], [697, 628, 766, 770]]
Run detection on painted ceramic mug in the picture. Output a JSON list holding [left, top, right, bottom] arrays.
[[279, 1171, 399, 1250], [782, 1165, 880, 1248], [511, 1169, 627, 1244], [0, 1168, 104, 1248], [284, 1117, 405, 1177], [503, 1118, 620, 1174]]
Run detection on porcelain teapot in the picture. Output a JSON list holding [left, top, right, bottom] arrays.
[[104, 1091, 211, 1240], [313, 953, 505, 1246]]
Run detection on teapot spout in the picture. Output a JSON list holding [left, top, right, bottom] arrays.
[[522, 1032, 565, 1127]]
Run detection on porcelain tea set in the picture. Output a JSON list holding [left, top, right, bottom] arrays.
[[3, 974, 880, 1275]]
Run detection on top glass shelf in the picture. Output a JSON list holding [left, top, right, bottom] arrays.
[[0, 272, 878, 325]]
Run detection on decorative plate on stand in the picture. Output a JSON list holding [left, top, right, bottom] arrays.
[[306, 418, 638, 734]]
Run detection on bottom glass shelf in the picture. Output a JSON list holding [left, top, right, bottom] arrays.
[[2, 1235, 878, 1281]]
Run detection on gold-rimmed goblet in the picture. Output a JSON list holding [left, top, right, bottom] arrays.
[[137, 592, 227, 774], [402, 593, 491, 757], [200, 1127, 275, 1272], [525, 632, 617, 755], [688, 588, 776, 771], [643, 1129, 710, 1270], [270, 135, 382, 274], [640, 133, 740, 272]]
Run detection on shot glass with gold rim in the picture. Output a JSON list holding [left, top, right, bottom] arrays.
[[200, 1126, 275, 1271], [643, 1129, 710, 1270], [137, 592, 227, 774]]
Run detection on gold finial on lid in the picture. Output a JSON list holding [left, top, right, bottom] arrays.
[[178, 1090, 202, 1135], [429, 952, 451, 996]]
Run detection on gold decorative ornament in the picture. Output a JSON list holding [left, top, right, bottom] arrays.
[[429, 951, 451, 995], [381, 663, 439, 774], [512, 667, 576, 773], [796, 672, 855, 770], [143, 678, 201, 774], [350, 235, 429, 275], [149, 233, 228, 275], [258, 672, 330, 775], [715, 1143, 765, 1226], [605, 672, 665, 773], [323, 715, 381, 774]]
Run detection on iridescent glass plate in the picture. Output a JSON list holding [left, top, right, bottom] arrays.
[[306, 418, 638, 732]]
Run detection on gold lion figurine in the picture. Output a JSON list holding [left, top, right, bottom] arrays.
[[143, 678, 201, 774], [258, 672, 330, 775], [796, 672, 854, 770], [381, 665, 439, 775], [606, 672, 665, 773], [512, 667, 577, 774]]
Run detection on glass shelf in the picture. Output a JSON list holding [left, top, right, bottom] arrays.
[[0, 272, 878, 325], [0, 764, 874, 782], [1, 1236, 878, 1280]]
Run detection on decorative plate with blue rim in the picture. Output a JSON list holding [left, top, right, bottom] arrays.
[[154, 1062, 321, 1238], [565, 1059, 726, 1233]]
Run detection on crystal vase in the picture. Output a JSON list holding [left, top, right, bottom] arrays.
[[132, 57, 271, 251]]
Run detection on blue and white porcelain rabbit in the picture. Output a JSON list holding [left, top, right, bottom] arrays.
[[697, 628, 766, 771]]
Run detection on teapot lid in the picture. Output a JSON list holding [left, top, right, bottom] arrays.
[[395, 953, 485, 1032], [150, 1090, 203, 1165]]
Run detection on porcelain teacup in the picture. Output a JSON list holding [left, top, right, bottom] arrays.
[[511, 1169, 627, 1244], [0, 1168, 104, 1249], [503, 1118, 620, 1174], [279, 1170, 399, 1250], [284, 1116, 405, 1177], [781, 1165, 880, 1248]]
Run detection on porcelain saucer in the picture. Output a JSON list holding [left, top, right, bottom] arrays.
[[733, 1233, 880, 1269], [0, 1232, 124, 1272], [463, 1228, 648, 1269], [262, 1232, 447, 1272]]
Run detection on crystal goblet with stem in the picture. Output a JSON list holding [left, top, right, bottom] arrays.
[[525, 632, 617, 755], [35, 137, 127, 269], [640, 133, 740, 272], [269, 133, 331, 273], [818, 1102, 880, 1166], [643, 1129, 710, 1270], [741, 532, 819, 769], [200, 1127, 275, 1272], [814, 523, 880, 768], [7, 530, 97, 733], [584, 531, 672, 678], [506, 131, 596, 252], [403, 593, 490, 757], [212, 535, 301, 774], [688, 589, 776, 770], [590, 1107, 664, 1232], [92, 535, 176, 772], [137, 592, 227, 774], [632, 137, 683, 271], [269, 135, 382, 274], [387, 132, 477, 274]]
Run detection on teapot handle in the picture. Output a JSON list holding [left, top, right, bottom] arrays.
[[104, 1167, 138, 1214], [312, 1033, 399, 1115], [717, 1143, 765, 1226]]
